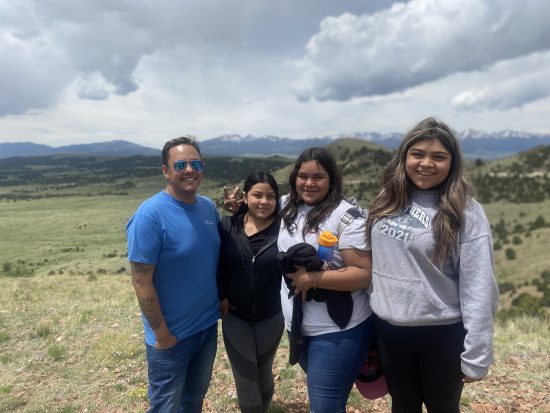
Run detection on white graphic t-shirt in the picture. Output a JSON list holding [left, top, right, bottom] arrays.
[[278, 196, 372, 336]]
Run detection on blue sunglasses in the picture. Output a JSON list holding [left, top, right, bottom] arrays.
[[172, 160, 203, 172]]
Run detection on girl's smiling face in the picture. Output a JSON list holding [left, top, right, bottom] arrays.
[[296, 160, 330, 206], [405, 138, 452, 190], [243, 182, 277, 220]]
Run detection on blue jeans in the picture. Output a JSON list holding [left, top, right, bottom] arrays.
[[298, 316, 373, 413], [145, 323, 218, 413]]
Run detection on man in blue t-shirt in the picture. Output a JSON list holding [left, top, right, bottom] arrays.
[[127, 136, 220, 413]]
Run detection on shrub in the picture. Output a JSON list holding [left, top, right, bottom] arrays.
[[512, 236, 522, 245], [530, 215, 546, 230], [497, 282, 515, 294], [36, 323, 52, 338], [541, 270, 550, 284], [493, 241, 502, 251], [2, 263, 35, 277], [513, 224, 525, 233], [58, 406, 77, 413], [511, 293, 541, 314], [48, 344, 66, 361], [0, 331, 10, 343], [0, 354, 13, 364], [536, 282, 548, 293], [505, 248, 517, 260]]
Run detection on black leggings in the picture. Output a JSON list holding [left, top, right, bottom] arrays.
[[374, 317, 466, 413], [222, 312, 284, 413]]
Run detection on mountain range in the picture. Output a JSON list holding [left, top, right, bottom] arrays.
[[0, 140, 159, 159], [1, 130, 549, 159]]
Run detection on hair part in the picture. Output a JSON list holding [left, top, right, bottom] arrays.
[[282, 147, 344, 236], [161, 136, 202, 166], [236, 171, 280, 218], [366, 117, 474, 266]]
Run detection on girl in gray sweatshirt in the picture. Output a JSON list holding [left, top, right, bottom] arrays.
[[366, 117, 499, 413]]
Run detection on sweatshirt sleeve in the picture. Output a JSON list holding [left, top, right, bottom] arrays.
[[458, 201, 499, 378]]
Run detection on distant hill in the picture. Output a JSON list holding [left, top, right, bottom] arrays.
[[474, 144, 550, 176], [457, 130, 550, 159], [2, 129, 550, 159], [0, 140, 160, 159], [199, 135, 334, 157], [470, 144, 550, 203], [201, 130, 550, 159], [325, 138, 393, 203]]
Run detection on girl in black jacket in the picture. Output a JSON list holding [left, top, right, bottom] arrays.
[[218, 172, 284, 413]]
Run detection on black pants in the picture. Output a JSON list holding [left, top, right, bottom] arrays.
[[222, 312, 284, 413], [375, 316, 466, 413]]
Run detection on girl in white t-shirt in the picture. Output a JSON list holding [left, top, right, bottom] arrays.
[[279, 147, 373, 413]]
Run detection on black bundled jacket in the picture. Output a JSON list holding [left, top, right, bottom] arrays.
[[217, 214, 282, 322]]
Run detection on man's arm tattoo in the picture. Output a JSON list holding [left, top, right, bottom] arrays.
[[137, 295, 162, 330], [130, 262, 162, 330]]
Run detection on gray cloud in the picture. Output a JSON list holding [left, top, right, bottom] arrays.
[[451, 51, 550, 112], [0, 8, 72, 115], [292, 0, 550, 103], [1, 0, 253, 113], [0, 1, 265, 113], [0, 0, 404, 115]]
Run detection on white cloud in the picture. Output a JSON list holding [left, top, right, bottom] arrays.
[[292, 0, 550, 103], [0, 0, 262, 113], [0, 0, 549, 146], [451, 51, 550, 112]]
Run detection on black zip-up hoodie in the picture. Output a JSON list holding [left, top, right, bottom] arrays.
[[217, 215, 282, 322]]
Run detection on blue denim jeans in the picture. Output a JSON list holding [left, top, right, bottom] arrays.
[[298, 317, 373, 413], [145, 323, 218, 413]]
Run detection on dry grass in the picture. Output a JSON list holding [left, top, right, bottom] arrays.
[[0, 272, 548, 412], [0, 178, 548, 412]]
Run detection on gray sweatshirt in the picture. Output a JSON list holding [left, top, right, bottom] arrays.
[[369, 189, 499, 378]]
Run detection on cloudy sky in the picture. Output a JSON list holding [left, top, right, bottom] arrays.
[[1, 0, 549, 148]]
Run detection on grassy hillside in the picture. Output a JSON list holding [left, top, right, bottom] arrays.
[[470, 145, 550, 203], [0, 148, 549, 412]]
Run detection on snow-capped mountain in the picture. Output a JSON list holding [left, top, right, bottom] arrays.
[[201, 130, 550, 159], [200, 135, 334, 156], [1, 129, 549, 159]]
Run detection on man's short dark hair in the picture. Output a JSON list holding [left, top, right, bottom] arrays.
[[162, 136, 202, 166]]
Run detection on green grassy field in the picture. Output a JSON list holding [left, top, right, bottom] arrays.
[[1, 170, 549, 412], [485, 201, 550, 279]]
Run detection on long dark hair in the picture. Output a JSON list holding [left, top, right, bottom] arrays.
[[282, 147, 343, 236], [366, 117, 474, 266], [236, 171, 280, 219]]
